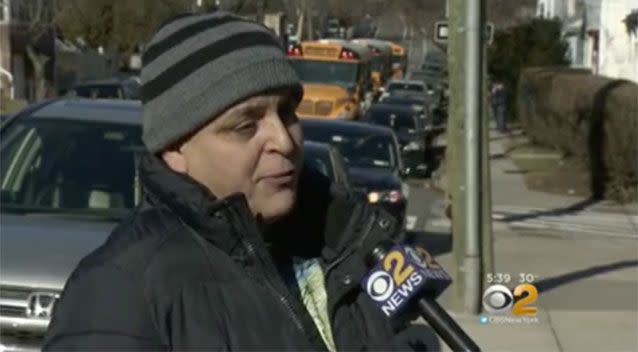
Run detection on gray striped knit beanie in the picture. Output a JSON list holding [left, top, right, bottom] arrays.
[[141, 12, 302, 152]]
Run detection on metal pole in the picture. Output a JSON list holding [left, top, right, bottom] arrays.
[[463, 0, 483, 314]]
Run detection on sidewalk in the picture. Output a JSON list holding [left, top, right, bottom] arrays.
[[430, 128, 638, 238], [425, 223, 638, 351], [489, 130, 638, 238], [419, 129, 638, 351]]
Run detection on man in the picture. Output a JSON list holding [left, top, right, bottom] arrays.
[[490, 81, 508, 133], [43, 12, 433, 351]]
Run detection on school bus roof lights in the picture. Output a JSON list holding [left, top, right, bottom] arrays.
[[339, 49, 358, 60], [287, 45, 302, 56]]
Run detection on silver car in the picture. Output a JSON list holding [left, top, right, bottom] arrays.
[[0, 99, 143, 351]]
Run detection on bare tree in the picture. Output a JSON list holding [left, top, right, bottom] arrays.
[[487, 0, 537, 29], [10, 0, 55, 100], [56, 0, 192, 67]]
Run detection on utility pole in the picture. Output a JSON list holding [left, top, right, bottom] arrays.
[[463, 0, 484, 315], [445, 0, 493, 314]]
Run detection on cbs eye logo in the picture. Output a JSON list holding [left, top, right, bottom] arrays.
[[366, 271, 395, 301], [366, 248, 422, 302], [482, 284, 538, 316]]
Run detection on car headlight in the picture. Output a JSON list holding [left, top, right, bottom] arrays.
[[402, 141, 422, 152], [368, 190, 404, 204]]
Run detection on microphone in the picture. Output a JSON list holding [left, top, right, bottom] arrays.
[[361, 240, 481, 352]]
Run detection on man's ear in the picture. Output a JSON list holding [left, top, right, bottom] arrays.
[[162, 150, 188, 174]]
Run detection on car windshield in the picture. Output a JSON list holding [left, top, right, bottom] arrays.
[[0, 118, 143, 217], [381, 96, 425, 109], [388, 82, 424, 92], [365, 109, 418, 132], [68, 85, 123, 99], [371, 55, 384, 73], [303, 127, 398, 170], [289, 60, 358, 88], [304, 147, 334, 181]]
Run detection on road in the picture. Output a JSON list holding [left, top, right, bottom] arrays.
[[403, 178, 448, 262]]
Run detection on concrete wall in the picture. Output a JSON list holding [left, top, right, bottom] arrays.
[[599, 0, 638, 82]]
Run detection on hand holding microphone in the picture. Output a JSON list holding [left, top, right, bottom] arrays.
[[361, 240, 481, 352]]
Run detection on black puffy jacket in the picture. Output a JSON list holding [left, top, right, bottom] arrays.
[[43, 153, 434, 351]]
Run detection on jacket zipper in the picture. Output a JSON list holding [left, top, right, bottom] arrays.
[[221, 199, 327, 350], [325, 209, 378, 322], [241, 238, 306, 334], [325, 209, 378, 277]]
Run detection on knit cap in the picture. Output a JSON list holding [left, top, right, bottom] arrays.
[[141, 12, 302, 152]]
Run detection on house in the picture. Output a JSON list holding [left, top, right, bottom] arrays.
[[538, 0, 638, 83], [0, 0, 56, 102], [561, 0, 601, 71], [598, 0, 638, 82], [536, 0, 575, 19]]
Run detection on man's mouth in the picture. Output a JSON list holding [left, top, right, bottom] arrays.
[[261, 170, 295, 185]]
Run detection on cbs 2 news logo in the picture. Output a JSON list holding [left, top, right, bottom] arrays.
[[363, 245, 447, 316], [482, 284, 538, 316]]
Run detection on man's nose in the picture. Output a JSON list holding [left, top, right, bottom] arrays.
[[264, 112, 296, 155]]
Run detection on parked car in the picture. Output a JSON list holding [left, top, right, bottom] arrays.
[[64, 77, 141, 100], [377, 94, 434, 130], [381, 79, 426, 98], [0, 99, 144, 351], [301, 119, 409, 221], [363, 104, 429, 178], [303, 141, 354, 192], [407, 70, 444, 112]]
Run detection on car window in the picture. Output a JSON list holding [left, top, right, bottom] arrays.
[[68, 85, 123, 99], [380, 96, 425, 109], [302, 126, 398, 170], [304, 148, 334, 181], [388, 83, 424, 92], [330, 148, 351, 187], [1, 118, 143, 215], [365, 109, 417, 131]]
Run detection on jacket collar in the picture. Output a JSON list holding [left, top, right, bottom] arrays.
[[138, 152, 360, 260], [139, 152, 244, 255]]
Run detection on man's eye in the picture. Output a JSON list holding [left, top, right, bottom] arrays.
[[235, 122, 257, 133]]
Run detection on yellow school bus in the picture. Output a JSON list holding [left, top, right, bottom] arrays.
[[387, 42, 408, 80], [351, 39, 393, 98], [286, 40, 373, 120]]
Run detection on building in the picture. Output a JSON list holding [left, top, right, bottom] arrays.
[[561, 0, 601, 71], [539, 0, 638, 82], [0, 0, 13, 99], [536, 0, 575, 19], [598, 0, 638, 82]]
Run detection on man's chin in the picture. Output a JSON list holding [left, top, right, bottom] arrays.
[[256, 190, 297, 224]]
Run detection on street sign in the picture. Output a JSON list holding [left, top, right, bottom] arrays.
[[434, 22, 449, 44], [433, 21, 494, 45]]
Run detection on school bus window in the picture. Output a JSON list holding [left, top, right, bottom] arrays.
[[288, 60, 358, 88]]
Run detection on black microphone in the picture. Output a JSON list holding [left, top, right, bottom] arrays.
[[361, 240, 481, 352]]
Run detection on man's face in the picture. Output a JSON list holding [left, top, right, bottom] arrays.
[[162, 90, 302, 223]]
